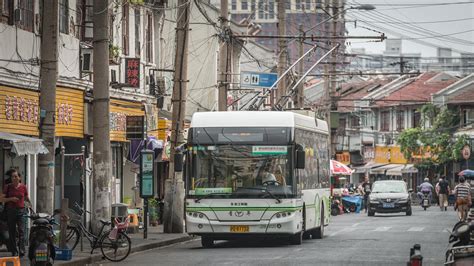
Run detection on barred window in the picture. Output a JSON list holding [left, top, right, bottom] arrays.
[[18, 0, 34, 32], [59, 0, 68, 33]]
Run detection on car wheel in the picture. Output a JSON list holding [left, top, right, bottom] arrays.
[[368, 211, 375, 216]]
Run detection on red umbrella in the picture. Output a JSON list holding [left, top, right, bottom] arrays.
[[330, 159, 353, 175]]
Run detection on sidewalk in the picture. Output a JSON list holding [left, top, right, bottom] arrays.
[[0, 225, 194, 265]]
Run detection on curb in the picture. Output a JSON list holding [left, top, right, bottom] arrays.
[[58, 235, 194, 266]]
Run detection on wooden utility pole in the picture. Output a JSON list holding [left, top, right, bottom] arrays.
[[164, 0, 190, 233], [218, 0, 230, 111], [295, 24, 304, 108], [92, 0, 112, 232], [37, 0, 59, 214], [276, 0, 287, 107]]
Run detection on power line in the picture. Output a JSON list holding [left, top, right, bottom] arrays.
[[355, 17, 474, 25]]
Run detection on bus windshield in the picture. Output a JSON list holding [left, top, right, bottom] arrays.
[[187, 145, 295, 199]]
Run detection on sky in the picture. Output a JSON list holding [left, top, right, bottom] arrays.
[[345, 0, 474, 57]]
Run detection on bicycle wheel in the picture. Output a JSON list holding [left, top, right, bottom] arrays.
[[99, 231, 131, 262], [65, 226, 80, 250]]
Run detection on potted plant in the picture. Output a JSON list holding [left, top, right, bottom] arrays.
[[109, 44, 121, 64], [149, 198, 159, 226]]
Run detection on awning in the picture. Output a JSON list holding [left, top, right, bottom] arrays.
[[0, 132, 49, 156], [373, 164, 418, 176], [353, 162, 387, 174]]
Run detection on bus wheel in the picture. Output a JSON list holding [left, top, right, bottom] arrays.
[[302, 205, 311, 240], [313, 207, 325, 239], [290, 231, 303, 245], [201, 236, 214, 248]]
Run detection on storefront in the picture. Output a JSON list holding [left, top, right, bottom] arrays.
[[109, 99, 144, 205], [373, 145, 418, 189], [0, 86, 47, 210], [53, 87, 86, 209]]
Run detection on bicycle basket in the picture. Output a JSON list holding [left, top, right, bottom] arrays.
[[65, 208, 83, 226]]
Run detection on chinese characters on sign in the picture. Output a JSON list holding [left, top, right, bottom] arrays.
[[336, 152, 350, 165], [110, 112, 127, 131], [125, 58, 140, 88], [4, 96, 39, 123], [57, 103, 73, 125]]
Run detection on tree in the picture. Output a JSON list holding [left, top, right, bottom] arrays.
[[398, 104, 469, 170]]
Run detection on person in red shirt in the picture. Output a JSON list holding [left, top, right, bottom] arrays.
[[3, 169, 30, 257]]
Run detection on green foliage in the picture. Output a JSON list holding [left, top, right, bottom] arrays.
[[397, 104, 464, 168], [109, 44, 121, 59]]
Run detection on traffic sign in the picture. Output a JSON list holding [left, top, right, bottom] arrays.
[[241, 71, 278, 89]]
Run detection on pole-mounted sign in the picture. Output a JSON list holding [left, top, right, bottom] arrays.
[[140, 149, 154, 198]]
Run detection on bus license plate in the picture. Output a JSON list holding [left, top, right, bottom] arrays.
[[383, 203, 395, 208], [230, 225, 249, 232]]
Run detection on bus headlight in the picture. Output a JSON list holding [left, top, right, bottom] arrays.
[[272, 212, 295, 219], [187, 212, 208, 220]]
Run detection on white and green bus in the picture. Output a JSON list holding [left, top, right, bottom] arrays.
[[184, 111, 331, 247]]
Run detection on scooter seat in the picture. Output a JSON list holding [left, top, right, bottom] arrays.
[[100, 219, 112, 226]]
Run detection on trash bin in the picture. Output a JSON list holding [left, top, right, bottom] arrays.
[[111, 203, 128, 224]]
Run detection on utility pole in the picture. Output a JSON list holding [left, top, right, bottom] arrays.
[[218, 0, 230, 111], [164, 0, 190, 233], [92, 0, 112, 232], [276, 0, 287, 107], [295, 24, 304, 108], [329, 0, 339, 158], [37, 0, 59, 213]]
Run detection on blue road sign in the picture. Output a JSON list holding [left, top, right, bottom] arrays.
[[240, 71, 278, 89]]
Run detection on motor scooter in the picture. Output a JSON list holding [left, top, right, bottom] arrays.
[[444, 220, 474, 265], [26, 209, 58, 266], [421, 191, 430, 211]]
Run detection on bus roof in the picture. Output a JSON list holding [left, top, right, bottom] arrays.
[[190, 111, 328, 134]]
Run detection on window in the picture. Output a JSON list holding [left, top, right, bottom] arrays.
[[257, 0, 263, 19], [397, 110, 404, 131], [315, 0, 322, 9], [285, 0, 291, 10], [351, 115, 360, 128], [1, 0, 13, 25], [269, 1, 274, 19], [231, 0, 236, 10], [303, 0, 310, 10], [241, 0, 248, 10], [250, 0, 255, 11], [134, 8, 140, 57], [18, 0, 34, 32], [59, 0, 68, 33], [412, 110, 421, 128], [122, 4, 129, 55], [380, 111, 390, 131], [145, 12, 152, 62], [295, 0, 301, 10]]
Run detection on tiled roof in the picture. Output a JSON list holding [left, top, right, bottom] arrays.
[[336, 79, 390, 112], [447, 84, 474, 104], [375, 72, 458, 107]]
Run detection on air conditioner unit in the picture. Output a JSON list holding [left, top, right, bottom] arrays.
[[81, 49, 93, 73]]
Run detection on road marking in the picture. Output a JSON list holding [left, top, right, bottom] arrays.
[[351, 223, 360, 227], [328, 227, 358, 237], [373, 226, 391, 232], [407, 227, 425, 232]]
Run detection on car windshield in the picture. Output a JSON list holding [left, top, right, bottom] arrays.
[[186, 145, 294, 198], [372, 182, 407, 193]]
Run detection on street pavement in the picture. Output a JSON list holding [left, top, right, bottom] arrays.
[[105, 206, 459, 266]]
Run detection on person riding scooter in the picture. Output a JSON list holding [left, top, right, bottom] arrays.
[[417, 178, 434, 205]]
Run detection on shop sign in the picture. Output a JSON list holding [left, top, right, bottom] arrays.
[[335, 151, 350, 165], [57, 103, 73, 125], [125, 58, 140, 88], [4, 95, 39, 124], [110, 112, 127, 131], [375, 145, 408, 164], [363, 146, 375, 161]]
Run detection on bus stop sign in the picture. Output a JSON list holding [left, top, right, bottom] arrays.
[[140, 149, 154, 198]]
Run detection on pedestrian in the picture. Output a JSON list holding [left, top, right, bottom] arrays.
[[3, 170, 30, 257], [454, 176, 471, 222], [361, 175, 371, 213], [437, 176, 450, 211]]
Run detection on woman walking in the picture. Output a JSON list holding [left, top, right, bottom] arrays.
[[3, 169, 29, 257], [454, 176, 471, 222]]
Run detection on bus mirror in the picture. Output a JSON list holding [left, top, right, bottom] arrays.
[[296, 150, 305, 169], [174, 153, 184, 172]]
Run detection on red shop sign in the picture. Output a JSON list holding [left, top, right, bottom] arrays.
[[125, 58, 140, 88]]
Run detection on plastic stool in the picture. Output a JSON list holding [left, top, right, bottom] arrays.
[[0, 256, 20, 266]]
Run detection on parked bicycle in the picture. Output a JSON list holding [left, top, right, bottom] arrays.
[[63, 202, 131, 262]]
